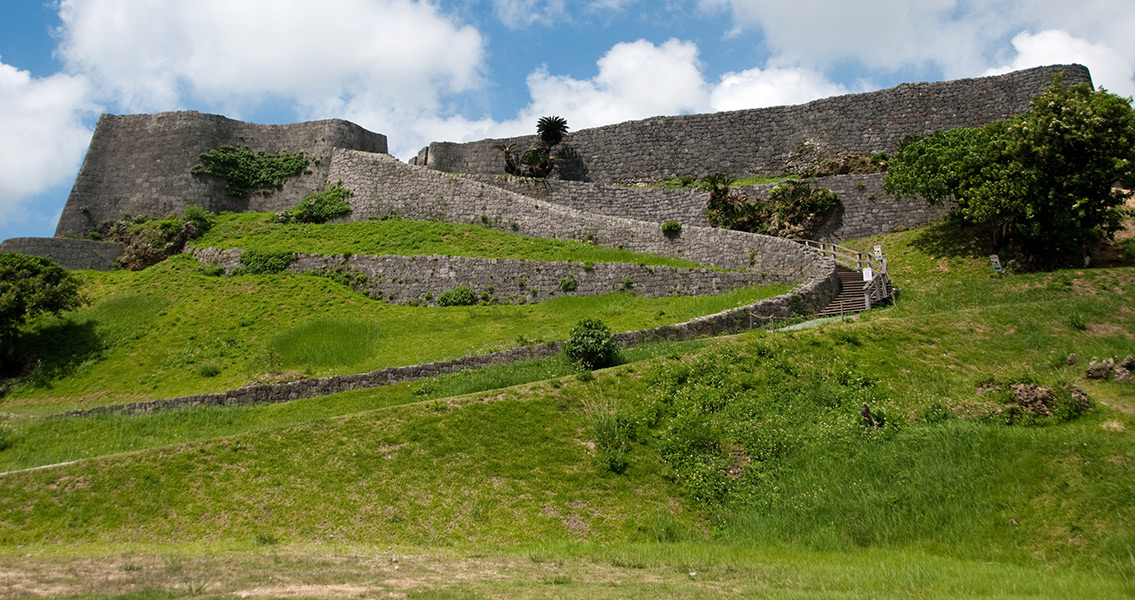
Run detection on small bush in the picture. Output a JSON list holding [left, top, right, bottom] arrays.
[[200, 265, 225, 277], [437, 286, 477, 306], [288, 185, 352, 223], [661, 220, 682, 236], [182, 205, 215, 234], [565, 318, 619, 369], [236, 250, 295, 275], [558, 276, 578, 292], [1066, 313, 1088, 331]]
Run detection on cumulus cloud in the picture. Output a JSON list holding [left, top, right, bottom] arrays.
[[710, 66, 849, 111], [57, 0, 486, 114], [986, 30, 1135, 98], [0, 58, 95, 227], [699, 0, 1135, 92]]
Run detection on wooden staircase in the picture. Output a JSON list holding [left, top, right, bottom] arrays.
[[796, 241, 896, 316]]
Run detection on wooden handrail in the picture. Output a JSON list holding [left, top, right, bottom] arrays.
[[795, 239, 896, 308]]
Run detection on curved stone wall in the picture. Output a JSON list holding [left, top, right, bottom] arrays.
[[417, 64, 1090, 183], [193, 248, 776, 305], [0, 238, 124, 271], [329, 149, 837, 289], [56, 111, 388, 237], [460, 172, 954, 242]]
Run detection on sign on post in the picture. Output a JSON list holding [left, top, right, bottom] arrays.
[[989, 255, 1002, 273], [862, 267, 874, 281], [873, 245, 883, 262]]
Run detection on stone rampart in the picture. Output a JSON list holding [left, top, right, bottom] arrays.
[[459, 173, 953, 242], [329, 149, 836, 286], [194, 248, 774, 305], [417, 65, 1090, 183], [61, 263, 837, 418], [55, 111, 388, 237], [0, 238, 124, 271]]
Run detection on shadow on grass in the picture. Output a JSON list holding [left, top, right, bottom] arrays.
[[3, 319, 103, 389], [908, 218, 992, 260]]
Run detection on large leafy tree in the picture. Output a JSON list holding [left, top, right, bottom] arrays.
[[0, 253, 84, 356], [885, 74, 1135, 267]]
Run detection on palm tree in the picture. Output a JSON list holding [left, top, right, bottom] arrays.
[[536, 116, 569, 147]]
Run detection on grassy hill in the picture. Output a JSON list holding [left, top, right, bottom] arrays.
[[0, 218, 1133, 598]]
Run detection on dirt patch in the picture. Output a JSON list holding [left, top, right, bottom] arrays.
[[1085, 323, 1135, 340]]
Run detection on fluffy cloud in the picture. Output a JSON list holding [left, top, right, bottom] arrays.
[[0, 59, 94, 227], [699, 0, 1135, 93], [57, 0, 486, 114], [710, 66, 849, 111], [986, 30, 1135, 98]]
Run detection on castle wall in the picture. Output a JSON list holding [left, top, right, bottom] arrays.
[[459, 173, 954, 242], [328, 149, 838, 293], [0, 238, 124, 271], [417, 65, 1091, 183], [55, 111, 387, 237], [193, 248, 775, 305]]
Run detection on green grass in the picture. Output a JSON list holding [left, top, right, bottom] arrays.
[[1, 219, 1133, 596], [191, 212, 707, 269], [4, 255, 787, 412]]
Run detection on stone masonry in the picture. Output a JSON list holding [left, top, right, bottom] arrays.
[[417, 64, 1091, 184], [193, 248, 776, 306]]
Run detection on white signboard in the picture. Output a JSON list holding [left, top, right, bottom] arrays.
[[873, 245, 883, 261], [989, 255, 1002, 273], [862, 267, 874, 281]]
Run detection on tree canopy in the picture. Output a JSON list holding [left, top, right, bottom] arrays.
[[885, 74, 1135, 267], [0, 253, 84, 354]]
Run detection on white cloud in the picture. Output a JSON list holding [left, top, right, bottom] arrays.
[[710, 66, 849, 111], [57, 0, 487, 114], [699, 0, 1135, 92], [0, 58, 94, 228], [492, 0, 568, 28], [519, 39, 711, 129], [986, 30, 1135, 98]]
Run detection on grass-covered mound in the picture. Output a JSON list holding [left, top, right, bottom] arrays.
[[0, 220, 1133, 598], [5, 255, 786, 413], [191, 212, 708, 269]]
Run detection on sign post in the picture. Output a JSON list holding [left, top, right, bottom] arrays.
[[989, 255, 1003, 275]]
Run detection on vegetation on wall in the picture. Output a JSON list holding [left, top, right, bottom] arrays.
[[885, 74, 1135, 268], [493, 116, 570, 178], [93, 206, 216, 270], [284, 184, 353, 224], [190, 145, 310, 197], [706, 175, 841, 239]]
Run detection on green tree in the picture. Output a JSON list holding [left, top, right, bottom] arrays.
[[0, 253, 84, 356], [494, 116, 570, 178], [564, 318, 619, 370], [885, 74, 1135, 267]]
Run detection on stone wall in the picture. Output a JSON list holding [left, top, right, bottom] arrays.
[[460, 173, 953, 242], [417, 65, 1090, 183], [194, 248, 775, 305], [56, 111, 388, 237], [62, 264, 838, 418], [0, 238, 124, 271], [328, 149, 836, 287]]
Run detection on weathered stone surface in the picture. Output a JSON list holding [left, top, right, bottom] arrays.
[[56, 111, 387, 237], [1086, 358, 1116, 380], [418, 65, 1091, 185], [0, 237, 124, 271]]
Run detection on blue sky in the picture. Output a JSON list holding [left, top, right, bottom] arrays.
[[2, 0, 1134, 243]]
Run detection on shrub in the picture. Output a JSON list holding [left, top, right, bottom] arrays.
[[707, 179, 840, 239], [0, 253, 84, 352], [190, 145, 309, 197], [236, 250, 295, 275], [564, 318, 619, 369], [288, 185, 352, 224], [182, 205, 215, 234], [437, 285, 477, 306], [661, 220, 682, 236], [558, 276, 578, 292], [200, 265, 225, 277]]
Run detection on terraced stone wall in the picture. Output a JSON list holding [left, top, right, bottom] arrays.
[[0, 238, 124, 271], [417, 65, 1090, 184], [56, 111, 387, 237], [329, 149, 836, 294], [461, 173, 953, 242], [194, 248, 774, 306]]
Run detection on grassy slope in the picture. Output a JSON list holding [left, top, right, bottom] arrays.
[[191, 212, 706, 268], [1, 221, 1134, 598], [5, 254, 786, 413]]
